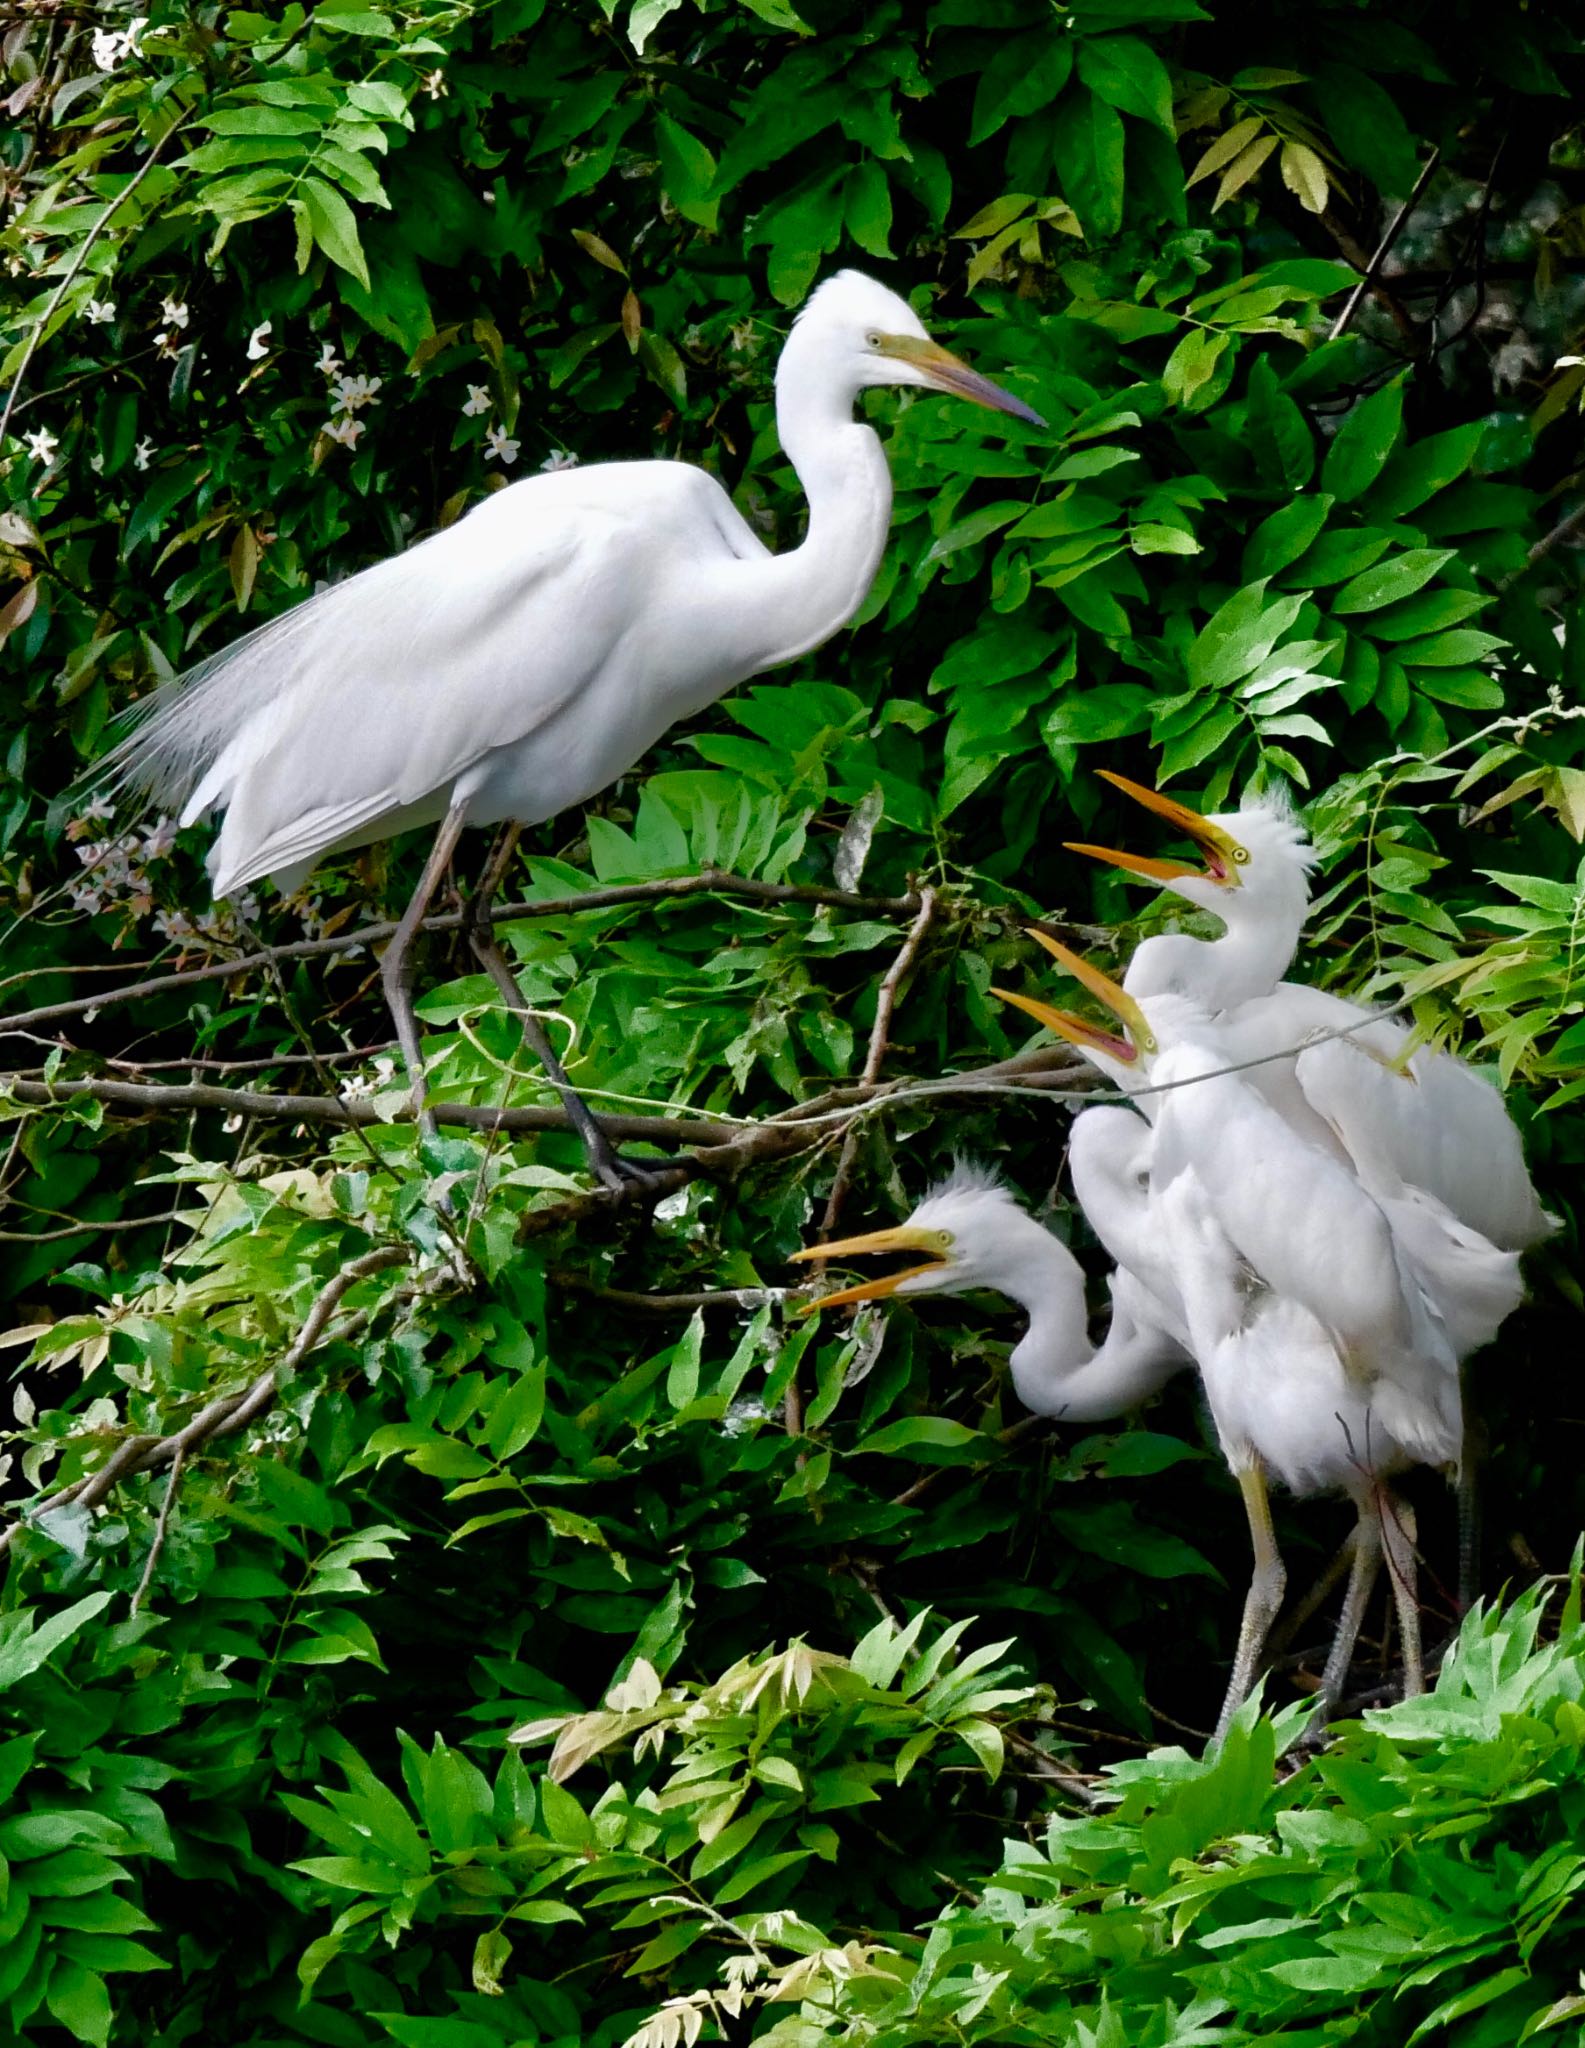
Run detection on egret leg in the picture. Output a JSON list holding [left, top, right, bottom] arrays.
[[1302, 1503, 1383, 1741], [382, 798, 471, 1144], [1215, 1464, 1287, 1744], [1381, 1492, 1424, 1699], [1456, 1404, 1483, 1614], [463, 833, 668, 1199], [1268, 1527, 1357, 1661]]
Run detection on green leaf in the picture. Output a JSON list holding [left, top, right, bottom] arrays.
[[299, 176, 370, 288], [1321, 378, 1405, 502], [1330, 548, 1456, 614], [852, 1417, 982, 1459], [0, 1594, 111, 1691], [1242, 495, 1332, 580], [44, 1961, 112, 2048], [844, 161, 892, 260], [1051, 88, 1126, 241], [1076, 34, 1175, 133]]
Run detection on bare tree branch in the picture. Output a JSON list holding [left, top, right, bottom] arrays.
[[550, 1275, 791, 1315], [0, 869, 927, 1038], [818, 885, 939, 1245], [129, 1446, 183, 1616], [1327, 150, 1442, 343], [0, 1247, 409, 1556]]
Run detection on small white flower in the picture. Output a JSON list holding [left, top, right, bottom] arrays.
[[462, 383, 491, 417], [1557, 354, 1584, 369], [134, 438, 154, 470], [140, 817, 177, 860], [24, 426, 58, 464], [68, 796, 116, 837], [153, 909, 197, 943], [83, 298, 116, 325], [160, 297, 189, 329], [486, 424, 520, 465], [154, 329, 183, 359], [324, 416, 365, 448], [538, 447, 577, 473], [421, 68, 446, 98], [245, 320, 272, 361], [331, 372, 382, 412], [316, 342, 342, 376], [89, 15, 146, 68], [89, 452, 104, 474]]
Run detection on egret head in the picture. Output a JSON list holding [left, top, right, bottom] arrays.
[[1066, 772, 1314, 920], [785, 270, 1044, 427], [790, 1162, 1034, 1310], [993, 934, 1218, 1094]]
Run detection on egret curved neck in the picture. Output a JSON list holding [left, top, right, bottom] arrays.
[[742, 376, 893, 671]]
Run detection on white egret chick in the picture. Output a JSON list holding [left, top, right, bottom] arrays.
[[790, 1163, 1188, 1423], [996, 940, 1486, 1730], [1065, 770, 1315, 1007], [1069, 775, 1555, 1252], [100, 271, 1042, 1187]]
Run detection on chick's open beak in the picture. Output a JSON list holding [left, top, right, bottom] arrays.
[[878, 333, 1045, 427], [1066, 769, 1245, 887], [993, 930, 1153, 1063], [789, 1224, 949, 1313]]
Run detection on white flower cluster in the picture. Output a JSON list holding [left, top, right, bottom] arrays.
[[64, 799, 263, 943], [67, 810, 178, 921], [340, 1055, 399, 1101], [91, 15, 146, 69], [323, 360, 381, 450]]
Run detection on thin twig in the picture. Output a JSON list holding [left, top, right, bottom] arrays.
[[549, 1275, 790, 1315], [0, 1247, 408, 1555], [818, 885, 939, 1242], [0, 1205, 191, 1243], [0, 115, 187, 448], [793, 887, 939, 1435], [0, 1073, 743, 1147], [1327, 149, 1442, 344], [0, 870, 923, 1035], [129, 1445, 183, 1616]]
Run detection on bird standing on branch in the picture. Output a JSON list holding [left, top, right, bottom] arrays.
[[98, 271, 1042, 1190]]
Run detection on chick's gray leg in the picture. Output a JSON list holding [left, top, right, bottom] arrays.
[[1302, 1501, 1383, 1742], [1381, 1492, 1424, 1699], [382, 798, 471, 1144], [464, 827, 667, 1199], [1216, 1464, 1288, 1744]]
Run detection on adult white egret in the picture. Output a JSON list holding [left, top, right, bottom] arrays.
[[1069, 776, 1555, 1253], [995, 942, 1495, 1732], [100, 271, 1042, 1185], [790, 1161, 1189, 1423]]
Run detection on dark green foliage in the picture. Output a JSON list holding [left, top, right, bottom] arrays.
[[2, 0, 1585, 2041]]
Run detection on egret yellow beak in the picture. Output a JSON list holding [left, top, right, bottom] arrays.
[[993, 930, 1156, 1064], [877, 333, 1046, 427], [788, 1224, 951, 1312], [1066, 770, 1247, 887]]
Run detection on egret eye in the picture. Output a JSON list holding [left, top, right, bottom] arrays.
[[865, 331, 883, 348], [1231, 844, 1251, 866], [1138, 1032, 1159, 1056], [933, 1230, 954, 1251]]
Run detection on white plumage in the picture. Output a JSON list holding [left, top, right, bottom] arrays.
[[102, 271, 1040, 903], [95, 271, 1041, 1182], [791, 1158, 1189, 1424]]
